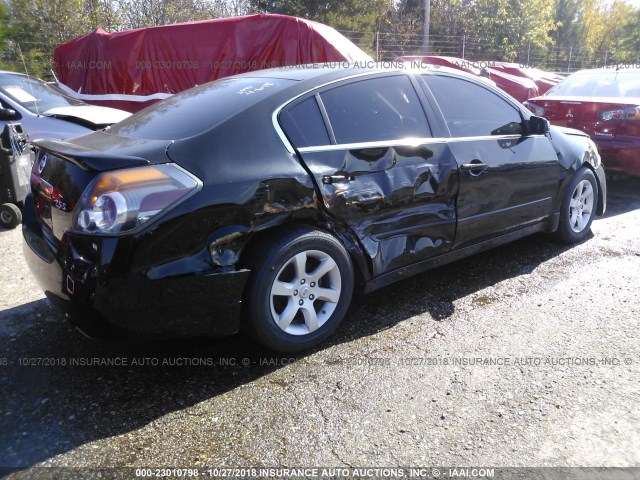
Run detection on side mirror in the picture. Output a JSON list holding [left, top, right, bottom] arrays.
[[0, 107, 18, 120], [528, 115, 550, 135]]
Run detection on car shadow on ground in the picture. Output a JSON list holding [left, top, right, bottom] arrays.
[[602, 176, 640, 219], [0, 233, 575, 472], [1, 176, 638, 472]]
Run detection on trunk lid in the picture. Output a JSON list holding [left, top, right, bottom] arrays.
[[526, 95, 640, 139]]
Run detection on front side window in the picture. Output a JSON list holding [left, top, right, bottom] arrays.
[[423, 75, 523, 137], [320, 75, 431, 144]]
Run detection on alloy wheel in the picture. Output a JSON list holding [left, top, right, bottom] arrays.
[[569, 179, 594, 233], [269, 249, 342, 336]]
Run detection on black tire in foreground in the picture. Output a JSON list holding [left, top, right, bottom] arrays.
[[243, 226, 354, 353], [555, 168, 599, 244], [0, 203, 21, 229]]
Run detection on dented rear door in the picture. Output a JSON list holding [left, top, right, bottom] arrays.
[[279, 74, 459, 276]]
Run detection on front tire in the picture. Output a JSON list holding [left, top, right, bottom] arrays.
[[243, 226, 354, 353], [555, 168, 598, 244]]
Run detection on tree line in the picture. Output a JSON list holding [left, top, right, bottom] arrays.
[[1, 0, 639, 79]]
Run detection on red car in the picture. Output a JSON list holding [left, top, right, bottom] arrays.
[[484, 67, 539, 103], [525, 68, 640, 176]]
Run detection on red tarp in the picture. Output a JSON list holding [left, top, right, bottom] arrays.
[[54, 14, 372, 112], [490, 62, 563, 95]]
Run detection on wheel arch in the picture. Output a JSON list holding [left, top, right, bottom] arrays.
[[552, 163, 600, 243], [237, 220, 371, 295], [552, 154, 605, 227], [581, 160, 606, 216]]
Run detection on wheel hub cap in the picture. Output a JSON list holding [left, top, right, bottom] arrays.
[[569, 179, 594, 233], [269, 250, 342, 336]]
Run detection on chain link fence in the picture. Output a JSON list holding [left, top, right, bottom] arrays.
[[3, 33, 640, 80], [341, 31, 640, 74]]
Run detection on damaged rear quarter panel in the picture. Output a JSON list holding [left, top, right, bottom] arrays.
[[130, 109, 321, 278]]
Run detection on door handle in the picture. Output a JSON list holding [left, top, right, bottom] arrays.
[[460, 160, 488, 176]]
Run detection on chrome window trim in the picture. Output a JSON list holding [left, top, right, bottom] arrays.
[[271, 69, 404, 154], [297, 135, 523, 154], [270, 67, 531, 155]]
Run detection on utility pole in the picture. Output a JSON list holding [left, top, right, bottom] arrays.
[[423, 0, 430, 55]]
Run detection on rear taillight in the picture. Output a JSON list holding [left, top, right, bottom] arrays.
[[71, 164, 201, 235], [599, 106, 640, 121], [524, 101, 545, 117]]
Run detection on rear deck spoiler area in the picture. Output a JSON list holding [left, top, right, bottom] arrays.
[[32, 134, 175, 171]]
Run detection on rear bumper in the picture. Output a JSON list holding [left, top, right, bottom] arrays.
[[22, 194, 249, 339], [594, 138, 640, 177]]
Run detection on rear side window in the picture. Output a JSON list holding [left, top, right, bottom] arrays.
[[280, 96, 330, 148], [423, 75, 523, 137], [320, 75, 431, 144]]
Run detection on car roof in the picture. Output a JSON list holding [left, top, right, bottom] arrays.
[[100, 64, 517, 147], [230, 62, 484, 84], [229, 64, 389, 86], [222, 63, 497, 110]]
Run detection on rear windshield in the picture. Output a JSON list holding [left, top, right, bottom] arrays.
[[108, 77, 294, 140], [546, 70, 640, 97]]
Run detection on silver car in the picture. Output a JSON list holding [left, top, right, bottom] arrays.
[[0, 71, 130, 141]]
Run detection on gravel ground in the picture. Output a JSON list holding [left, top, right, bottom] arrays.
[[0, 177, 639, 477]]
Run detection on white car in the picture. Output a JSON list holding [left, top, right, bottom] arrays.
[[0, 71, 130, 141]]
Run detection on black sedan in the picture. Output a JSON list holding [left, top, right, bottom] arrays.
[[22, 65, 607, 352]]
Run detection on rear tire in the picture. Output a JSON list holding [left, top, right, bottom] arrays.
[[243, 226, 354, 353], [554, 168, 598, 244], [0, 203, 21, 229]]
